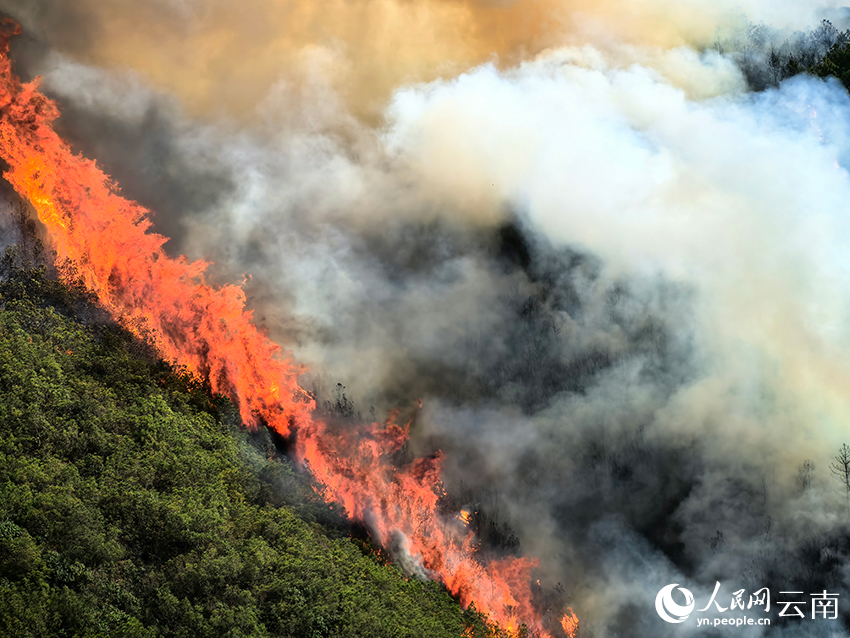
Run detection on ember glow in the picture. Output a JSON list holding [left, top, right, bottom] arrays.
[[0, 21, 575, 638]]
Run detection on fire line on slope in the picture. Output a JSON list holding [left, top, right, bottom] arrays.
[[0, 20, 576, 638]]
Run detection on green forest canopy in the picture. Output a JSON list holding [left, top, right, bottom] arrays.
[[0, 252, 502, 638]]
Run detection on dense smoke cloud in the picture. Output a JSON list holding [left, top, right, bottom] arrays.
[[4, 0, 850, 635], [393, 54, 850, 632], [2, 0, 846, 118]]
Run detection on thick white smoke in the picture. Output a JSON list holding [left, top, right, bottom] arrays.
[[381, 47, 850, 632], [385, 46, 850, 450]]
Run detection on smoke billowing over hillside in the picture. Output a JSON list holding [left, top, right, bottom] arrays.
[[3, 0, 850, 635]]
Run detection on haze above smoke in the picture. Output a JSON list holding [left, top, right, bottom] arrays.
[[2, 0, 846, 118]]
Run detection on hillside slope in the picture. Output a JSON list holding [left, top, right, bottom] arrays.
[[0, 253, 491, 638]]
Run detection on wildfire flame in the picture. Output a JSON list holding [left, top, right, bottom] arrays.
[[0, 21, 575, 638], [560, 609, 579, 637]]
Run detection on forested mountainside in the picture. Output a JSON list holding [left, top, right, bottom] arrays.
[[0, 251, 497, 638]]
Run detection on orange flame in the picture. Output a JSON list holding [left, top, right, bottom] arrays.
[[0, 21, 573, 638], [560, 608, 579, 638]]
